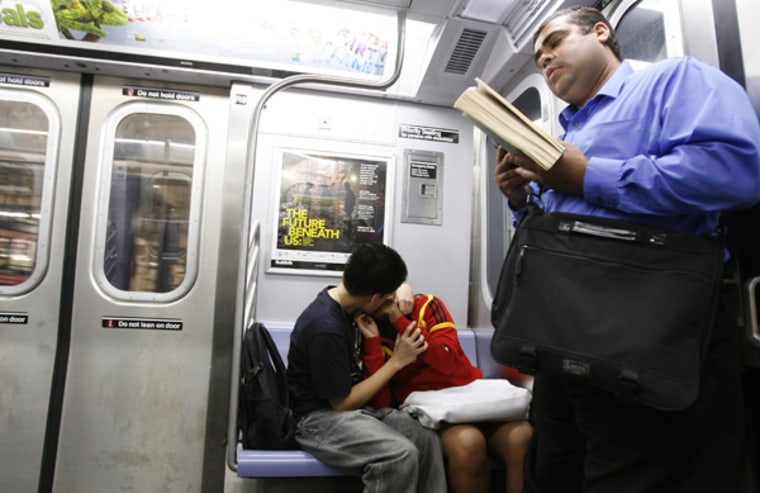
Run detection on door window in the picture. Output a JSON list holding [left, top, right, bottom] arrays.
[[484, 80, 548, 298], [0, 92, 59, 293], [613, 0, 683, 67], [96, 104, 206, 301]]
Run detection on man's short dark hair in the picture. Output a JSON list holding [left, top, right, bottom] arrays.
[[343, 242, 407, 297], [534, 6, 622, 61]]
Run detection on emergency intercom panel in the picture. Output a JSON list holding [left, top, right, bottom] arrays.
[[401, 149, 443, 225]]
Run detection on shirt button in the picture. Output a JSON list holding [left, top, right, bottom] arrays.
[[574, 122, 580, 127]]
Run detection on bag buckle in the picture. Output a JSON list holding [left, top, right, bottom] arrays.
[[518, 345, 537, 374], [617, 368, 640, 403]]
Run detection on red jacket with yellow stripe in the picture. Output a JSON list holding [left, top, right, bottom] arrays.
[[364, 294, 482, 408]]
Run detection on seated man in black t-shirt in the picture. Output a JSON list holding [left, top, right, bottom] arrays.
[[286, 242, 446, 493]]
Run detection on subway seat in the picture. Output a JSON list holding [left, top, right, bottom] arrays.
[[237, 324, 506, 478]]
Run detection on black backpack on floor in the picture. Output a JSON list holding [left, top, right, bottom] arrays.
[[239, 322, 297, 450]]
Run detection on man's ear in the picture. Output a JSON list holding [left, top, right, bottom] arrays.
[[594, 21, 610, 44]]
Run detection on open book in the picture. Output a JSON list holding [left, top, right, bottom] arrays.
[[454, 78, 564, 171]]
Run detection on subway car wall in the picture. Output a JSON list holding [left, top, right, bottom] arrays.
[[0, 0, 758, 492], [249, 86, 475, 326]]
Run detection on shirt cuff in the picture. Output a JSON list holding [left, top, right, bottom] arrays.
[[584, 157, 622, 208], [364, 336, 383, 353]]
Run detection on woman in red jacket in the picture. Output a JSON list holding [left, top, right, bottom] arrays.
[[356, 285, 533, 493]]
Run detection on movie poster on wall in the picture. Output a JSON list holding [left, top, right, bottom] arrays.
[[269, 149, 392, 275]]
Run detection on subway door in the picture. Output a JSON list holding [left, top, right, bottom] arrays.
[[0, 68, 81, 492], [53, 77, 234, 493]]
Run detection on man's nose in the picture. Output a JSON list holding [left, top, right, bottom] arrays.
[[537, 52, 552, 70]]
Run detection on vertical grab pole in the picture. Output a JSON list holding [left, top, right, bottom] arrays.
[[226, 11, 407, 472], [745, 277, 760, 347]]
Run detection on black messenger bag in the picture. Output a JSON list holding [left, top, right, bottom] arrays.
[[490, 206, 725, 411]]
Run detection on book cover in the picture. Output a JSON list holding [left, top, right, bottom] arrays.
[[454, 78, 564, 171]]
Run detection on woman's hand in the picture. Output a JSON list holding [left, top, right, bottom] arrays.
[[395, 283, 415, 315]]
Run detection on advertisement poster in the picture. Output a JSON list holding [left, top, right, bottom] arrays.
[[270, 149, 391, 275], [0, 1, 394, 79]]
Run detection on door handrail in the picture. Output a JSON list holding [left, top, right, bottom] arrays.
[[226, 11, 407, 472]]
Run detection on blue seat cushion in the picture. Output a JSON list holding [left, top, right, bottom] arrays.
[[238, 449, 352, 478]]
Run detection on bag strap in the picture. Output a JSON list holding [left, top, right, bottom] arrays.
[[417, 294, 457, 333], [617, 368, 641, 404], [255, 322, 291, 408]]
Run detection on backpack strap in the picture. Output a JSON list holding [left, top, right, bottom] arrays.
[[416, 294, 457, 334], [255, 322, 290, 408]]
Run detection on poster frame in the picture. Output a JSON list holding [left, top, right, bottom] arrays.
[[267, 147, 394, 277]]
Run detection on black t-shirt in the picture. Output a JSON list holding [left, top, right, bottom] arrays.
[[287, 288, 357, 420]]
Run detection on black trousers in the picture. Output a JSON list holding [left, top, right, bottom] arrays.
[[524, 294, 745, 492]]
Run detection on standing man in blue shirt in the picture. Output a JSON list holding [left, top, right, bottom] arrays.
[[494, 6, 760, 492]]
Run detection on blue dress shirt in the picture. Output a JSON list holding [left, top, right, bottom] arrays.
[[525, 57, 760, 237]]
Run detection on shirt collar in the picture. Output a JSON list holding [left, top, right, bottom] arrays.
[[559, 60, 635, 129]]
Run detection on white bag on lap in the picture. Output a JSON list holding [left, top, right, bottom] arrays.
[[400, 379, 531, 429]]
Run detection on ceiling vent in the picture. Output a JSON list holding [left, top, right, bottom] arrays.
[[503, 0, 556, 49], [444, 28, 488, 75], [504, 0, 592, 51]]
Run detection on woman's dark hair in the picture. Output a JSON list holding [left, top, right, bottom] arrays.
[[534, 6, 622, 61], [343, 242, 407, 297]]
